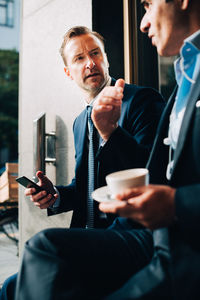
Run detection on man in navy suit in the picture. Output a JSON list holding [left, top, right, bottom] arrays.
[[24, 26, 164, 229], [0, 26, 164, 300]]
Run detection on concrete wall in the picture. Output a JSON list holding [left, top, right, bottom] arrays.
[[19, 0, 92, 250]]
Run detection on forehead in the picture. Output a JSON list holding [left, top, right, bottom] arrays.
[[64, 34, 104, 61]]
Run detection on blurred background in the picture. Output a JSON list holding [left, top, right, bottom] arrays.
[[0, 0, 20, 287], [0, 0, 20, 174]]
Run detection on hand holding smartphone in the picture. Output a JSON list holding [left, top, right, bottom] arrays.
[[16, 175, 57, 209], [16, 176, 44, 193]]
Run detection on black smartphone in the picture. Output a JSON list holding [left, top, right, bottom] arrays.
[[16, 176, 44, 193]]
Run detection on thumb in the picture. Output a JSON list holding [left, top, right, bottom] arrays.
[[115, 78, 125, 90], [36, 171, 46, 185]]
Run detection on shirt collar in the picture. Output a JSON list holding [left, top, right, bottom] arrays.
[[174, 30, 200, 86], [184, 29, 200, 50]]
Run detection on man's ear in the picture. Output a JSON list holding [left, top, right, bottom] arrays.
[[64, 67, 73, 80]]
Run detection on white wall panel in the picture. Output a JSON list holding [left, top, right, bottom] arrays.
[[19, 0, 92, 249]]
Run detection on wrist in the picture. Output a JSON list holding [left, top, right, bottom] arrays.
[[100, 124, 118, 141]]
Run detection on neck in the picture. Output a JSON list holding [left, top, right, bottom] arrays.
[[85, 76, 111, 104]]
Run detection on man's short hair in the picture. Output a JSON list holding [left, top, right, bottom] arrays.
[[60, 26, 105, 66]]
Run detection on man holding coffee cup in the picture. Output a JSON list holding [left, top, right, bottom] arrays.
[[92, 168, 149, 202], [100, 0, 200, 299]]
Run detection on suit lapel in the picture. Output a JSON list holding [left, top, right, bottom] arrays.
[[145, 88, 177, 184], [75, 109, 88, 164], [172, 70, 200, 175], [147, 87, 177, 168]]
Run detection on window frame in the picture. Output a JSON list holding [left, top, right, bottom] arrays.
[[123, 0, 159, 90], [0, 0, 14, 28]]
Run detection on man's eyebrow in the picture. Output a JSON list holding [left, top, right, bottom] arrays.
[[72, 47, 100, 59], [73, 52, 84, 59], [90, 47, 100, 53]]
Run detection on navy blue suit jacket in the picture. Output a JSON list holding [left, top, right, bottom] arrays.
[[49, 78, 165, 228], [146, 79, 200, 299], [102, 70, 200, 299]]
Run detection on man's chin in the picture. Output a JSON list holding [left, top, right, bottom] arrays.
[[85, 77, 103, 88], [84, 81, 104, 94], [85, 74, 101, 82]]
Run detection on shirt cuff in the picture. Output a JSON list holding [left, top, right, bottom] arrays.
[[49, 186, 60, 208]]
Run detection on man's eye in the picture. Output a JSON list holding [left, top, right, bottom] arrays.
[[92, 51, 99, 56], [76, 56, 83, 61]]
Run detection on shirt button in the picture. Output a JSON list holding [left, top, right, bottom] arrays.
[[196, 100, 200, 108], [163, 137, 170, 145]]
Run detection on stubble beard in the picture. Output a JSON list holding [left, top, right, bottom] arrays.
[[84, 73, 109, 98]]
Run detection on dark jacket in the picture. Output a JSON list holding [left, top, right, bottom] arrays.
[[49, 78, 165, 228]]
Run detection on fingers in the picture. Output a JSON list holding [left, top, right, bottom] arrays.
[[100, 185, 176, 229], [96, 89, 123, 105], [24, 187, 34, 197], [36, 171, 48, 186], [116, 186, 147, 201], [99, 200, 128, 214], [36, 170, 44, 179], [34, 193, 58, 209], [91, 79, 125, 141], [25, 185, 58, 210], [99, 200, 137, 219], [99, 186, 149, 217], [92, 79, 125, 114], [92, 88, 122, 125], [94, 80, 124, 107], [115, 78, 125, 89]]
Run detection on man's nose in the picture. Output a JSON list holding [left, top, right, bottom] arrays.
[[140, 14, 150, 33], [86, 57, 95, 69]]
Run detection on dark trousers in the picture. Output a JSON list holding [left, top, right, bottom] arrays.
[[104, 250, 172, 300], [14, 227, 153, 300]]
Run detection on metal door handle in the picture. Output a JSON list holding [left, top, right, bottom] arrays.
[[33, 113, 56, 181]]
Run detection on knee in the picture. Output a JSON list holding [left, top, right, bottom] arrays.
[[27, 228, 54, 250], [26, 228, 64, 253], [0, 273, 17, 300]]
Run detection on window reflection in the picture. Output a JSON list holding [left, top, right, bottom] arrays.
[[158, 56, 177, 100], [0, 0, 14, 27]]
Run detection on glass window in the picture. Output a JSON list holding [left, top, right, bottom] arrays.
[[0, 0, 14, 27], [123, 0, 159, 90], [123, 0, 177, 99], [158, 56, 177, 100]]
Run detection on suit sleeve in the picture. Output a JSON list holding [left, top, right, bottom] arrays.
[[175, 184, 200, 232], [97, 87, 165, 177], [171, 100, 200, 236], [48, 118, 80, 216], [47, 178, 77, 216]]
